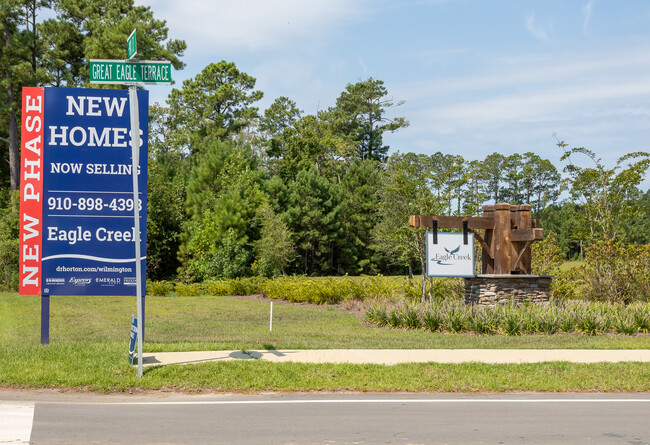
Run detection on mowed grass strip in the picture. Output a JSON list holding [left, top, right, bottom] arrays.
[[2, 293, 650, 393], [1, 344, 650, 393], [3, 294, 650, 350]]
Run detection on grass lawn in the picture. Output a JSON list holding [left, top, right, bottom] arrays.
[[2, 293, 650, 393], [559, 260, 584, 272]]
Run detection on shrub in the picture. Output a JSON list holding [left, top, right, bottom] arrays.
[[580, 239, 650, 303], [633, 305, 650, 333], [148, 280, 175, 296], [400, 304, 421, 329], [468, 306, 498, 335], [499, 305, 523, 336], [364, 304, 389, 326], [421, 306, 443, 332], [0, 190, 20, 291], [613, 310, 639, 335], [442, 302, 467, 333], [532, 230, 562, 275], [363, 275, 399, 300], [573, 302, 608, 335], [175, 282, 205, 296], [388, 307, 402, 328], [533, 306, 561, 335], [203, 280, 232, 296]]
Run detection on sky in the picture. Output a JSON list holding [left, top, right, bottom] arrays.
[[136, 0, 650, 177]]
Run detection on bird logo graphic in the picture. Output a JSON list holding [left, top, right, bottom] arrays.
[[444, 245, 461, 255], [434, 245, 461, 265]]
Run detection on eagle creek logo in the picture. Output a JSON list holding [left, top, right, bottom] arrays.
[[431, 245, 472, 265], [69, 277, 92, 285]]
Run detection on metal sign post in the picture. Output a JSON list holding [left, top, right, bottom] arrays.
[[128, 85, 144, 377]]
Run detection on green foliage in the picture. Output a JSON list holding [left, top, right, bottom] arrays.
[[166, 61, 262, 151], [284, 167, 342, 275], [366, 304, 389, 326], [332, 77, 409, 161], [421, 306, 443, 332], [372, 152, 446, 277], [174, 282, 205, 296], [499, 305, 524, 336], [559, 143, 650, 241], [0, 190, 20, 290], [442, 302, 468, 333], [180, 139, 267, 281], [252, 203, 295, 278], [365, 299, 650, 336], [260, 275, 398, 305], [147, 280, 174, 297], [468, 306, 498, 335], [578, 239, 650, 303], [531, 230, 563, 275], [146, 146, 187, 281]]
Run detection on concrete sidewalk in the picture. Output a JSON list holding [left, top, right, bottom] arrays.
[[141, 349, 650, 367]]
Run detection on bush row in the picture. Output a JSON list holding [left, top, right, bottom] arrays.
[[365, 300, 650, 336], [148, 275, 415, 303]]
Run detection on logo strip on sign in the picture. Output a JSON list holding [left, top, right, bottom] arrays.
[[19, 87, 45, 295]]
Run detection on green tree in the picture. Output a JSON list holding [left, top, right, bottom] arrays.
[[479, 152, 507, 203], [252, 202, 295, 277], [461, 160, 488, 216], [372, 152, 444, 281], [267, 112, 355, 182], [336, 159, 384, 274], [179, 138, 266, 280], [284, 167, 341, 275], [333, 77, 409, 161], [1, 0, 186, 190], [559, 142, 650, 241], [167, 61, 263, 152], [43, 0, 185, 86], [521, 152, 561, 216], [501, 153, 524, 204], [429, 152, 464, 215], [1, 0, 35, 190]]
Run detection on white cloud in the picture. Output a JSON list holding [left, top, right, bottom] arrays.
[[394, 44, 650, 101], [582, 0, 595, 35], [526, 13, 549, 41], [137, 0, 365, 53]]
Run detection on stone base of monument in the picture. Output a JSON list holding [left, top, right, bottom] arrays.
[[464, 275, 552, 306]]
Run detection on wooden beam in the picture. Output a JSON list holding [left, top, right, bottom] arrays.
[[408, 215, 495, 230], [468, 228, 492, 259], [513, 240, 533, 273], [510, 228, 544, 242]]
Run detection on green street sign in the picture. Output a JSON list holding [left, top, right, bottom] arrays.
[[89, 59, 172, 85], [127, 29, 137, 59]]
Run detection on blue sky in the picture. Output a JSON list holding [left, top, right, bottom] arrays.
[[137, 0, 650, 176]]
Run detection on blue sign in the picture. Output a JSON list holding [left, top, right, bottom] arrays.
[[40, 87, 148, 296], [129, 316, 138, 364]]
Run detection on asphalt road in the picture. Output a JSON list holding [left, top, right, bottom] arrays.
[[2, 392, 650, 444]]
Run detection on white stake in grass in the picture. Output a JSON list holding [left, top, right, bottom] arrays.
[[270, 302, 273, 332]]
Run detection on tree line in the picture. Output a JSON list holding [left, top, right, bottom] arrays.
[[2, 0, 649, 289]]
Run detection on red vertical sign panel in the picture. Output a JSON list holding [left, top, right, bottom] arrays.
[[19, 87, 44, 295]]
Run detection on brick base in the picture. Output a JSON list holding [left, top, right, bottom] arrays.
[[464, 275, 552, 306]]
